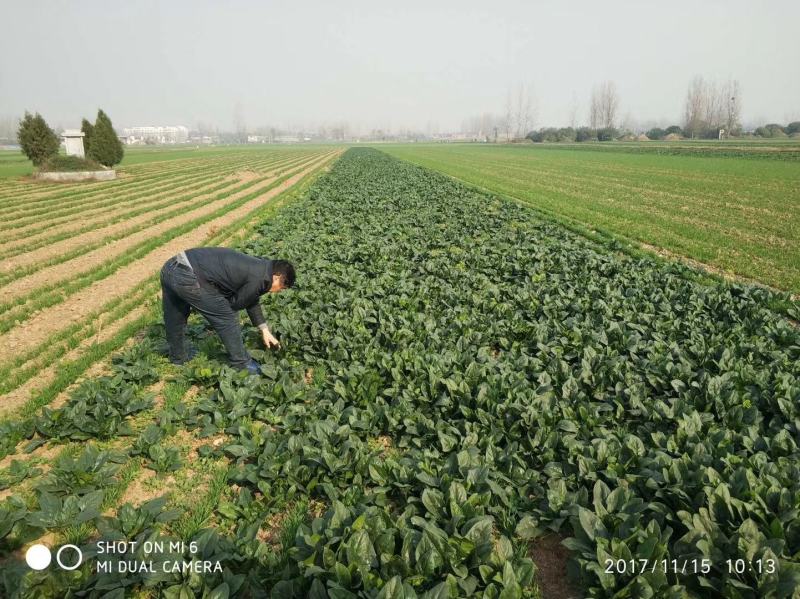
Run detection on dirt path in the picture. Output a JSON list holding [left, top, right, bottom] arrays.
[[0, 151, 338, 367], [0, 154, 321, 293]]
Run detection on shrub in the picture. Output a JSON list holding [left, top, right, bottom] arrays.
[[40, 155, 103, 172], [557, 127, 577, 142], [755, 124, 787, 138], [17, 112, 60, 166], [646, 127, 666, 140], [786, 121, 800, 135], [664, 125, 683, 136], [87, 109, 124, 167], [596, 127, 618, 141], [575, 127, 596, 142]]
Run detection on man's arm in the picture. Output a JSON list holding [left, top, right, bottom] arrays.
[[230, 277, 264, 312], [245, 303, 266, 328], [246, 303, 280, 348]]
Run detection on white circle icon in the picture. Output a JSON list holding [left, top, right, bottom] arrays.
[[56, 544, 83, 570], [25, 544, 52, 570]]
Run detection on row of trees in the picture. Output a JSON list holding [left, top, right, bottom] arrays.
[[588, 81, 620, 130], [754, 122, 800, 138], [528, 126, 622, 143], [464, 76, 777, 141], [683, 76, 741, 138], [18, 109, 124, 168]]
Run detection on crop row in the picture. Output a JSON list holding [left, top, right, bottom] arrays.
[[2, 148, 797, 597], [0, 149, 314, 221], [0, 151, 311, 248], [0, 152, 336, 422], [0, 151, 322, 295], [383, 145, 800, 293], [518, 141, 800, 161]]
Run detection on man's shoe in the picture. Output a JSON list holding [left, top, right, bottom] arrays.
[[169, 347, 198, 366], [245, 359, 261, 375]]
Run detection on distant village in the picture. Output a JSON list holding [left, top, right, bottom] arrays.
[[116, 125, 481, 146]]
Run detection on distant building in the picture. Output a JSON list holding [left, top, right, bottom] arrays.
[[61, 129, 86, 157], [122, 125, 189, 144]]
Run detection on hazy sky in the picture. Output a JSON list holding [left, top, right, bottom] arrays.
[[1, 0, 798, 132]]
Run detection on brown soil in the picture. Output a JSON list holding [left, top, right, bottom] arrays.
[[530, 535, 580, 599], [1, 161, 308, 298], [174, 429, 228, 463], [0, 154, 309, 272], [228, 170, 260, 182], [257, 510, 288, 548], [0, 303, 148, 417], [117, 467, 164, 506], [0, 151, 304, 255], [0, 151, 338, 369], [0, 176, 212, 251], [0, 169, 195, 224], [0, 157, 198, 206]]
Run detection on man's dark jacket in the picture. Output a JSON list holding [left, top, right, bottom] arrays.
[[185, 247, 273, 327]]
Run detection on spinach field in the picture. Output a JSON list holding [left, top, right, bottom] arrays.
[[1, 148, 799, 598], [383, 143, 800, 293]]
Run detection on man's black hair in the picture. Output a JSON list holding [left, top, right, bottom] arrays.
[[272, 259, 296, 288]]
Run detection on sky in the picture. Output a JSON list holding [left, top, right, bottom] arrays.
[[1, 0, 798, 133]]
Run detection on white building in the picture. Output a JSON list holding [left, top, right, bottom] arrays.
[[122, 125, 189, 144], [61, 129, 86, 157]]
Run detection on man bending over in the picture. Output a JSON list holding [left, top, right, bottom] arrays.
[[160, 247, 295, 374]]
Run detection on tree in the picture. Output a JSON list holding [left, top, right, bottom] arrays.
[[665, 125, 683, 136], [589, 81, 619, 129], [646, 127, 666, 140], [88, 109, 124, 167], [503, 90, 513, 141], [81, 118, 94, 155], [683, 76, 741, 138], [784, 121, 800, 135], [575, 127, 596, 142], [755, 124, 786, 138], [589, 90, 600, 129], [597, 127, 617, 141], [17, 111, 60, 166]]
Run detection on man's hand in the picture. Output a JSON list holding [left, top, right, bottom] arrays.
[[261, 328, 281, 349]]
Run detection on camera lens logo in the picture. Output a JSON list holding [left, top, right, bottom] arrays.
[[25, 544, 51, 570], [25, 544, 83, 570]]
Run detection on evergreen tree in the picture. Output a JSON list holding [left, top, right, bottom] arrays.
[[87, 109, 124, 167], [17, 111, 60, 166], [81, 117, 94, 156]]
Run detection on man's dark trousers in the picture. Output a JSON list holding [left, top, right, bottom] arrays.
[[160, 258, 251, 368]]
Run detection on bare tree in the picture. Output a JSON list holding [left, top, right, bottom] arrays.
[[683, 76, 707, 137], [568, 93, 579, 129], [589, 87, 601, 129], [598, 81, 620, 129], [589, 82, 619, 129], [503, 90, 513, 141], [507, 83, 536, 139], [684, 76, 741, 138], [723, 79, 741, 136]]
